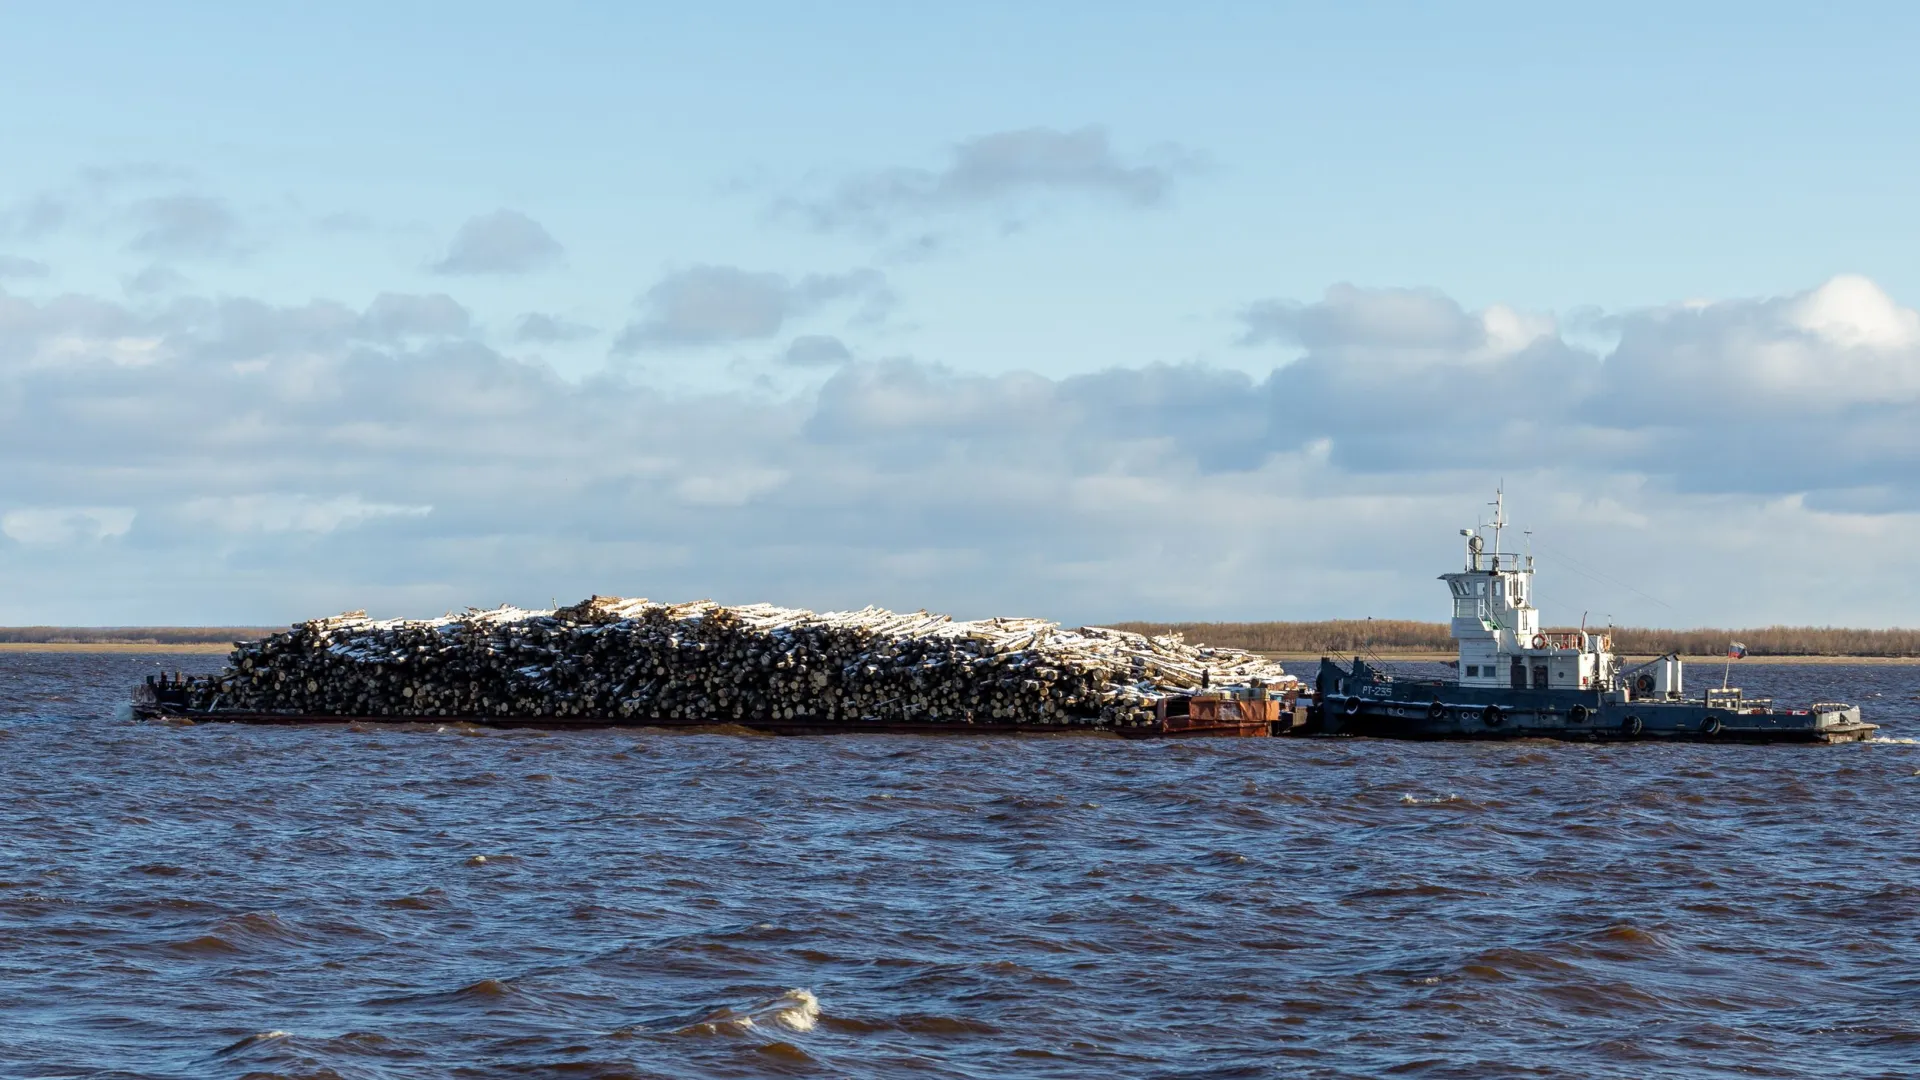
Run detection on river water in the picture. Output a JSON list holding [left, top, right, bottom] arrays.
[[2, 653, 1916, 1079]]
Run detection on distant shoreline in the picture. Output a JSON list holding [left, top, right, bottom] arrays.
[[0, 642, 239, 654]]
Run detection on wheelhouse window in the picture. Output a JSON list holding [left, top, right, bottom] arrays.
[[1465, 665, 1480, 677]]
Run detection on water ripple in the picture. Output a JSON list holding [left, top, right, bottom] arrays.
[[0, 653, 1913, 1077]]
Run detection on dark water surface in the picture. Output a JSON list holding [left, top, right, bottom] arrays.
[[3, 654, 1917, 1079]]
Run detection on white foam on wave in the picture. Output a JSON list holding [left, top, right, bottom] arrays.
[[215, 1030, 291, 1055], [1869, 737, 1920, 745], [1401, 793, 1460, 805], [759, 988, 821, 1032], [676, 988, 822, 1036]]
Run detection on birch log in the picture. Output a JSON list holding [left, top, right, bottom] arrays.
[[177, 596, 1297, 730]]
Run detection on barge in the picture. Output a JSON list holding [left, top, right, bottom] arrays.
[[127, 494, 1873, 744], [134, 670, 1300, 738], [128, 597, 1304, 739], [1307, 493, 1876, 743]]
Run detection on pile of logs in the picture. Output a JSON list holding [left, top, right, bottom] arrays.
[[175, 596, 1296, 730]]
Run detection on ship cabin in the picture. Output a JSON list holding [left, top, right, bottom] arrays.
[[1443, 531, 1622, 696]]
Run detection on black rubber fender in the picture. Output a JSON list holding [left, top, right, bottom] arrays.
[[1343, 695, 1362, 716], [1428, 700, 1445, 721], [1482, 705, 1504, 727], [1701, 714, 1722, 735], [1620, 715, 1643, 737], [1569, 704, 1590, 723]]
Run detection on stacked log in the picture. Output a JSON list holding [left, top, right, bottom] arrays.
[[176, 596, 1296, 730]]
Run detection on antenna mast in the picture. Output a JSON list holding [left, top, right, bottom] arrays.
[[1488, 487, 1507, 563]]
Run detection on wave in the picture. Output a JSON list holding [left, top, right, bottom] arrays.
[[647, 988, 823, 1037], [215, 1030, 291, 1055], [166, 911, 304, 954]]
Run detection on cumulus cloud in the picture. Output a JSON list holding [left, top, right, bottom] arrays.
[[2, 507, 136, 546], [357, 293, 471, 340], [0, 193, 71, 240], [1240, 283, 1554, 364], [779, 126, 1191, 235], [0, 255, 48, 280], [1234, 276, 1920, 496], [513, 312, 595, 344], [123, 265, 190, 295], [315, 211, 375, 234], [780, 334, 852, 367], [432, 209, 563, 275], [127, 195, 246, 258], [179, 494, 431, 534], [613, 265, 889, 352], [6, 274, 1920, 627]]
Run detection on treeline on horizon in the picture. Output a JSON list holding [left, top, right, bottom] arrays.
[[1108, 620, 1920, 657], [0, 627, 277, 645]]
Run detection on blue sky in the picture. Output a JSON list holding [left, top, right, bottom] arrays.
[[4, 4, 1920, 626]]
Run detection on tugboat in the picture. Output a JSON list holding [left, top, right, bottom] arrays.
[[1312, 493, 1877, 743]]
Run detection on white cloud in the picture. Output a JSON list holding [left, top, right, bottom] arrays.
[[178, 495, 432, 534], [613, 265, 889, 352], [126, 195, 246, 258], [673, 469, 788, 507], [0, 255, 48, 279], [5, 274, 1920, 626], [432, 210, 564, 275], [2, 507, 136, 545], [1788, 274, 1920, 349], [777, 126, 1192, 236]]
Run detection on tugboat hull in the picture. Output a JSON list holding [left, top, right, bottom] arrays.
[[1312, 659, 1875, 744]]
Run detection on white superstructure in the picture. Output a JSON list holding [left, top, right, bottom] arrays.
[[1440, 491, 1650, 696]]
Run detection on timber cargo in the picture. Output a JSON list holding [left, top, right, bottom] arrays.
[[133, 595, 1300, 738]]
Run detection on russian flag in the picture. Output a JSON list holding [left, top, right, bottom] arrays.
[[1728, 641, 1748, 659]]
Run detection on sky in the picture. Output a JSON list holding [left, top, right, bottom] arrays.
[[4, 3, 1920, 627]]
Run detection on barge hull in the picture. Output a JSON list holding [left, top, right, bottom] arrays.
[[130, 707, 1258, 739]]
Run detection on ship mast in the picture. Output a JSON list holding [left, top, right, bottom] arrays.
[[1488, 487, 1507, 567]]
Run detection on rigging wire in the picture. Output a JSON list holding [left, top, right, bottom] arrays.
[[1528, 538, 1673, 613]]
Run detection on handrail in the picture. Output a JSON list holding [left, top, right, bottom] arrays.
[[1529, 631, 1608, 651]]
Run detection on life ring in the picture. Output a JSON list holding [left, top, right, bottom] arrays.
[[1634, 674, 1655, 694], [1343, 696, 1362, 716], [1700, 715, 1721, 736], [1482, 705, 1504, 726], [1531, 634, 1547, 649], [1620, 715, 1643, 737], [1428, 700, 1445, 721], [1569, 704, 1589, 723]]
